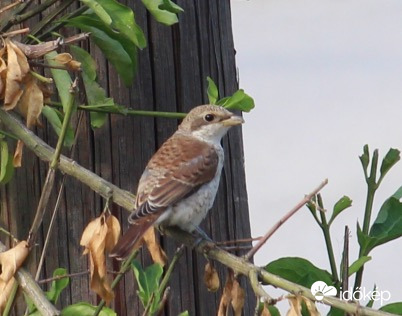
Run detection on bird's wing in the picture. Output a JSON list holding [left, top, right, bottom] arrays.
[[110, 135, 219, 260], [130, 135, 219, 221]]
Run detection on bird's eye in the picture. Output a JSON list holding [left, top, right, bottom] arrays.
[[204, 114, 215, 122]]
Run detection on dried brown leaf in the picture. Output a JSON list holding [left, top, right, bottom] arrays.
[[231, 279, 245, 316], [80, 214, 114, 304], [302, 297, 320, 316], [143, 227, 167, 266], [204, 262, 220, 292], [53, 53, 73, 64], [286, 295, 302, 316], [12, 41, 29, 76], [217, 274, 233, 316], [260, 304, 271, 316], [0, 277, 16, 314], [3, 39, 29, 110], [52, 53, 81, 71], [105, 215, 121, 252], [13, 140, 23, 167], [0, 241, 29, 283], [16, 74, 44, 129], [0, 56, 7, 98]]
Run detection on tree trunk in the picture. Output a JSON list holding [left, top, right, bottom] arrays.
[[0, 0, 254, 314]]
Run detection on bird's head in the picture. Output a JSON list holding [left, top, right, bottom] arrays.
[[178, 105, 244, 144]]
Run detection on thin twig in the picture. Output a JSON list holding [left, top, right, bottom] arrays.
[[0, 225, 19, 243], [30, 61, 71, 71], [221, 245, 253, 251], [1, 27, 30, 37], [27, 78, 77, 247], [245, 179, 328, 261], [38, 270, 89, 284], [249, 269, 273, 303], [35, 111, 84, 281], [156, 287, 170, 316], [158, 245, 185, 294], [0, 0, 23, 14], [93, 249, 139, 316], [216, 236, 262, 245], [47, 102, 187, 119]]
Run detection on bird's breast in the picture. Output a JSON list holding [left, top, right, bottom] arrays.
[[156, 145, 224, 231]]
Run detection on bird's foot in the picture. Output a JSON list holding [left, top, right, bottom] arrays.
[[191, 225, 214, 248]]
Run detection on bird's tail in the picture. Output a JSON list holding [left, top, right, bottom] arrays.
[[110, 215, 159, 260]]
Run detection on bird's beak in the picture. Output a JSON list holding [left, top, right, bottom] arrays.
[[222, 115, 245, 127]]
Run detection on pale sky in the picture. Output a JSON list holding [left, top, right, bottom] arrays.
[[231, 0, 402, 312]]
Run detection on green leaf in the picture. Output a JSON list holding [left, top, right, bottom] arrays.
[[216, 89, 255, 112], [131, 260, 163, 311], [178, 311, 190, 316], [24, 293, 36, 314], [328, 196, 352, 225], [327, 307, 345, 316], [45, 52, 74, 113], [348, 256, 371, 276], [380, 302, 402, 315], [70, 46, 115, 128], [42, 106, 75, 147], [264, 257, 333, 289], [0, 140, 14, 184], [142, 0, 183, 25], [160, 0, 184, 14], [66, 14, 137, 86], [359, 145, 370, 176], [379, 148, 400, 181], [206, 77, 219, 104], [61, 302, 116, 316], [80, 0, 146, 49], [46, 268, 70, 304], [268, 305, 280, 316], [358, 186, 402, 254]]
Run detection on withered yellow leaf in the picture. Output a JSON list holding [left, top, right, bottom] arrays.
[[260, 304, 272, 316], [12, 41, 30, 77], [302, 297, 320, 316], [286, 295, 302, 316], [0, 277, 16, 314], [143, 227, 167, 266], [217, 274, 233, 316], [231, 279, 245, 316], [80, 214, 114, 304], [53, 53, 73, 64], [16, 74, 44, 129], [105, 215, 121, 252], [13, 140, 24, 167], [204, 262, 220, 292], [0, 241, 29, 283], [0, 57, 7, 98], [52, 53, 81, 71], [80, 215, 105, 251], [3, 39, 28, 110]]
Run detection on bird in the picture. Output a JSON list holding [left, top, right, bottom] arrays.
[[110, 104, 244, 259]]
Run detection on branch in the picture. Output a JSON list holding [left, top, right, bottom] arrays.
[[0, 241, 59, 316], [245, 179, 328, 260], [0, 109, 135, 211], [0, 109, 395, 316], [165, 228, 395, 316]]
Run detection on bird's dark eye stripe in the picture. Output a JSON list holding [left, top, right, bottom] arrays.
[[204, 114, 215, 122]]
